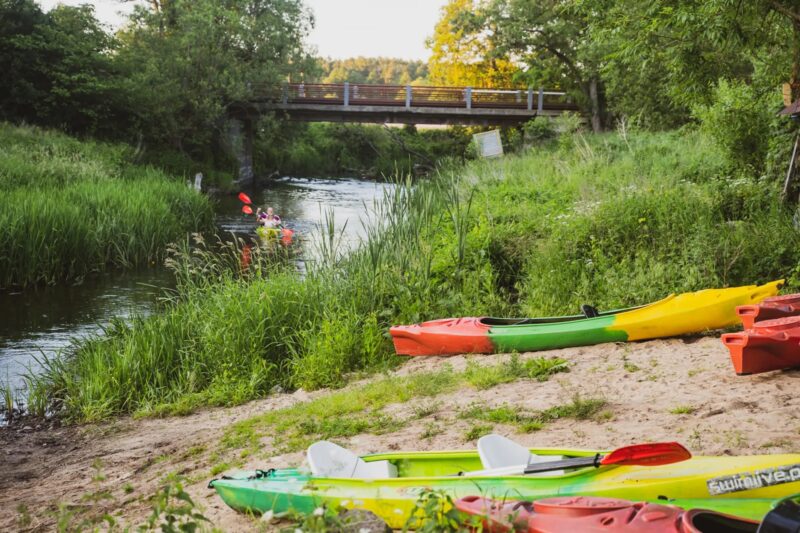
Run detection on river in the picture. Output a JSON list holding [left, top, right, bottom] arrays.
[[0, 176, 392, 397]]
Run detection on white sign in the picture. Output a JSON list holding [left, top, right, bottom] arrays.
[[473, 130, 503, 158]]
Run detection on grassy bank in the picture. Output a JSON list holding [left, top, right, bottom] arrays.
[[0, 123, 214, 287], [31, 127, 800, 422]]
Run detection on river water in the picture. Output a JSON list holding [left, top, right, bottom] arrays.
[[0, 177, 392, 394]]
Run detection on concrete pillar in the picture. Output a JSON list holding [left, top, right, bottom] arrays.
[[465, 87, 472, 109], [405, 85, 412, 109], [226, 116, 254, 186], [527, 87, 533, 110], [537, 87, 544, 114], [344, 82, 350, 106]]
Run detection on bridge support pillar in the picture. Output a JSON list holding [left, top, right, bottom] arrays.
[[225, 115, 255, 186]]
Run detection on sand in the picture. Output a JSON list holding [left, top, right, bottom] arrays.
[[2, 335, 799, 531]]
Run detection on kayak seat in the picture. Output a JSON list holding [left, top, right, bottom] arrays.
[[581, 304, 599, 318], [307, 441, 397, 479], [476, 434, 565, 476]]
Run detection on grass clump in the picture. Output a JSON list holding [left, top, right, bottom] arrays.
[[669, 405, 697, 415], [464, 423, 494, 442], [461, 395, 608, 434], [0, 123, 213, 287], [465, 354, 568, 390], [221, 369, 458, 454]]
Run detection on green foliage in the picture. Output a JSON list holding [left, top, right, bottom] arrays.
[[143, 477, 210, 533], [0, 1, 127, 136], [523, 118, 557, 142], [404, 490, 481, 532], [0, 123, 213, 287], [255, 122, 473, 177], [317, 57, 428, 85], [464, 354, 568, 390], [695, 80, 774, 172], [694, 80, 775, 171]]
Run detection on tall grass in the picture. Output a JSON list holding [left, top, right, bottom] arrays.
[[30, 127, 800, 422], [0, 123, 213, 287]]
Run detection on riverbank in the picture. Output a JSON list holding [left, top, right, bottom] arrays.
[[0, 123, 214, 288], [3, 336, 799, 531], [27, 127, 800, 423]]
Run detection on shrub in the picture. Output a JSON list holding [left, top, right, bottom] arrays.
[[693, 79, 773, 171]]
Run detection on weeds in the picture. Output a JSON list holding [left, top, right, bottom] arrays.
[[465, 354, 568, 390], [464, 423, 494, 442], [669, 405, 697, 415], [460, 395, 608, 434], [403, 490, 481, 532]]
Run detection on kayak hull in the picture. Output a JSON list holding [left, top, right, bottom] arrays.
[[391, 281, 783, 356], [209, 447, 800, 528]]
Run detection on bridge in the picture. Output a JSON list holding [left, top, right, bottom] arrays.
[[244, 83, 579, 126], [227, 82, 580, 183]]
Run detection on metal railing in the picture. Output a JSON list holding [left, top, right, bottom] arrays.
[[252, 83, 577, 112]]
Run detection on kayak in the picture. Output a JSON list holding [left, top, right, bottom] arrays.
[[390, 280, 783, 356], [256, 226, 294, 246], [722, 316, 800, 375], [454, 495, 759, 532], [736, 293, 800, 329], [208, 438, 800, 528]]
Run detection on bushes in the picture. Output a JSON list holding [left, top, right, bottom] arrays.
[[693, 80, 775, 172], [0, 123, 213, 287]]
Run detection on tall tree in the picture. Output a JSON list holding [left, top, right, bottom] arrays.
[[117, 0, 315, 151], [0, 1, 125, 134], [426, 0, 519, 88], [477, 0, 607, 131]]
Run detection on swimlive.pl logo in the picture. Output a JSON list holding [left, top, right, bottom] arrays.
[[707, 464, 800, 495]]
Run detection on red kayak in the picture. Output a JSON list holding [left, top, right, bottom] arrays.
[[454, 496, 758, 533], [736, 293, 800, 329], [722, 316, 800, 375]]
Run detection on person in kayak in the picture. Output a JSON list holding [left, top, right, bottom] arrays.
[[256, 207, 281, 228]]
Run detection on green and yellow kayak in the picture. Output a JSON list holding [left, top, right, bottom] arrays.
[[209, 445, 800, 528], [391, 280, 783, 356]]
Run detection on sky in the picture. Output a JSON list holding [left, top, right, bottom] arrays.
[[36, 0, 448, 61]]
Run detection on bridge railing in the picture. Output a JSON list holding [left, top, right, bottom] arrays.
[[253, 83, 577, 112]]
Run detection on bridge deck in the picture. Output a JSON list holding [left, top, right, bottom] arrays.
[[246, 83, 579, 125]]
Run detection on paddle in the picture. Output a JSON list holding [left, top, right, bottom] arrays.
[[242, 205, 253, 215], [238, 192, 253, 205], [522, 442, 691, 475]]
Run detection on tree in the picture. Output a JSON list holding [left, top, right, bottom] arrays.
[[116, 0, 315, 152], [0, 1, 126, 134], [426, 0, 519, 88], [317, 57, 429, 85], [476, 0, 608, 131]]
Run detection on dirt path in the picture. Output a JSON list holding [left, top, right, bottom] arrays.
[[3, 336, 799, 531]]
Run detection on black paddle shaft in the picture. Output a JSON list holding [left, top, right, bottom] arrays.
[[523, 454, 602, 474]]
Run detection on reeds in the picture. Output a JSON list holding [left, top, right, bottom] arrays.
[[0, 123, 213, 287]]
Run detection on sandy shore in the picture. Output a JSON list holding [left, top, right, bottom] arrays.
[[2, 335, 799, 531]]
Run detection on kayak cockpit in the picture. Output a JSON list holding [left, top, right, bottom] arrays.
[[308, 435, 574, 480], [478, 305, 643, 327]]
